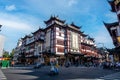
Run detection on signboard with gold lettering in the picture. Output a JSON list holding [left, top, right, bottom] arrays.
[[71, 32, 79, 49], [117, 36, 120, 43]]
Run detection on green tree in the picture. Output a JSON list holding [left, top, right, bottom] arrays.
[[9, 49, 15, 59], [3, 51, 10, 58]]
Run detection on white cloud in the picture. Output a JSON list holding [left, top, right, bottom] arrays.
[[0, 19, 33, 31], [0, 12, 40, 52], [0, 0, 115, 51], [105, 13, 117, 22], [23, 0, 79, 15], [0, 13, 34, 32], [93, 26, 114, 48], [68, 0, 77, 7], [5, 5, 16, 11]]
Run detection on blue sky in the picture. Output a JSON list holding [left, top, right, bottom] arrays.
[[0, 0, 118, 52]]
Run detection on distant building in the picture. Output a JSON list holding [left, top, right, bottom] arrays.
[[14, 16, 100, 65], [104, 0, 120, 62], [0, 25, 5, 58], [0, 35, 5, 57], [13, 39, 22, 63]]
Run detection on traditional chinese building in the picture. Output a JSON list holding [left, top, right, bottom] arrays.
[[14, 16, 100, 65], [13, 39, 22, 63], [104, 0, 120, 62]]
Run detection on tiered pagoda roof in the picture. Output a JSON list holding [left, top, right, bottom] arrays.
[[103, 21, 118, 27], [70, 22, 81, 29], [22, 34, 33, 40], [66, 22, 82, 33], [80, 31, 88, 37], [44, 15, 65, 24], [103, 22, 119, 36], [108, 0, 116, 12], [32, 27, 44, 35], [88, 37, 95, 42]]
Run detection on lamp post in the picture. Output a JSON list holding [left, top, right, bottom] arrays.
[[97, 43, 109, 62]]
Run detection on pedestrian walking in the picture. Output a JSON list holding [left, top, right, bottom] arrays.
[[50, 57, 59, 75], [11, 61, 15, 67]]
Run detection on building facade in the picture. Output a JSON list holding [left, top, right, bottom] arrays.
[[14, 16, 100, 65], [104, 0, 120, 62], [0, 25, 5, 58], [0, 35, 5, 57]]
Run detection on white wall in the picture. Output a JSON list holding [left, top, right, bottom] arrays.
[[71, 32, 79, 49], [0, 35, 5, 57]]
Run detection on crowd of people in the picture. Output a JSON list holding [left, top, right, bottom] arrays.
[[1, 57, 119, 76], [102, 61, 120, 69]]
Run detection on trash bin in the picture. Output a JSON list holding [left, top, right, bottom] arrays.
[[1, 60, 10, 68], [0, 60, 2, 67]]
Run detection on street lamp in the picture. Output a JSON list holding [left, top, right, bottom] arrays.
[[97, 43, 109, 62]]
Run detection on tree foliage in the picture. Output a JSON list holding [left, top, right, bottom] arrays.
[[3, 49, 15, 59], [10, 49, 15, 59], [3, 51, 10, 58]]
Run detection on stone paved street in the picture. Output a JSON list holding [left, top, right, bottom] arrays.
[[0, 69, 7, 80], [1, 66, 120, 80]]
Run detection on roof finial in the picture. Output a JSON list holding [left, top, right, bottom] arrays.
[[53, 14, 55, 18], [50, 15, 54, 18], [56, 15, 59, 18], [39, 26, 41, 29], [71, 22, 74, 25]]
